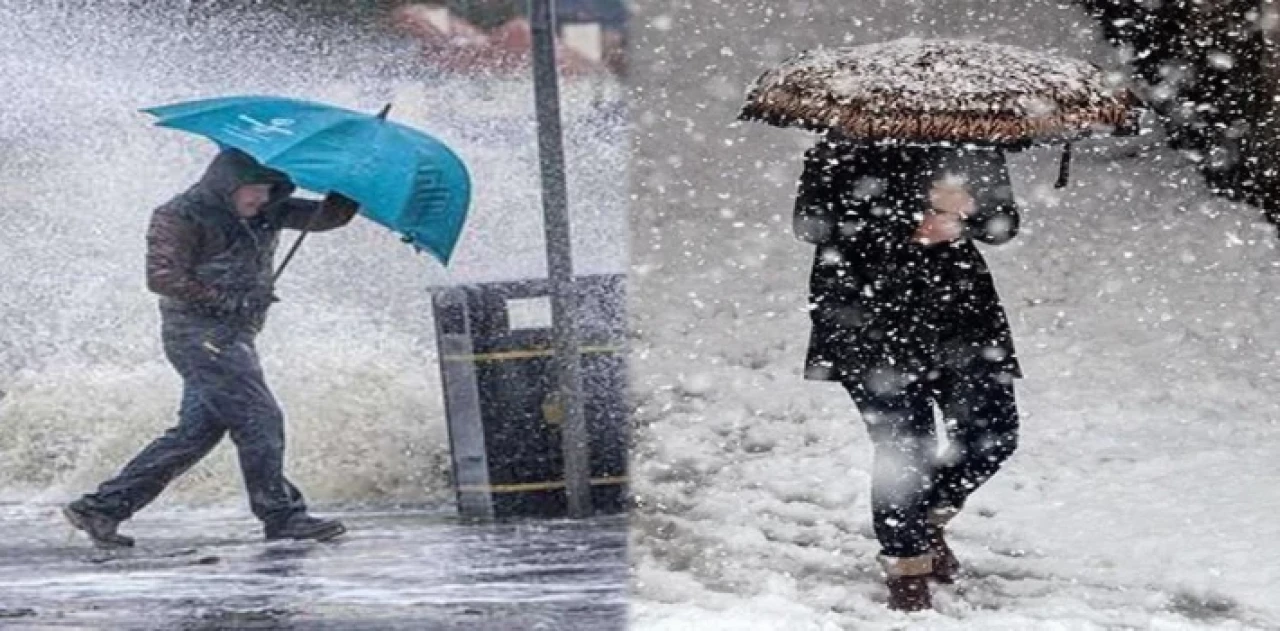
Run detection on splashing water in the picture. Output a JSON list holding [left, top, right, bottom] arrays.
[[0, 1, 628, 507]]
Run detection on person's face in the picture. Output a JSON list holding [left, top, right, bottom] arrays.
[[232, 183, 273, 218]]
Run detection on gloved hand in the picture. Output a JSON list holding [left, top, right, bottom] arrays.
[[321, 191, 359, 215], [241, 285, 280, 316], [217, 285, 279, 319]]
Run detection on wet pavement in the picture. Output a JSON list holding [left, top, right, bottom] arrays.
[[0, 503, 627, 630]]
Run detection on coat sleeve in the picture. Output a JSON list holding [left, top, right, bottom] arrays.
[[794, 144, 841, 245], [145, 206, 225, 307], [793, 142, 920, 248], [275, 192, 359, 233], [952, 152, 1020, 245]]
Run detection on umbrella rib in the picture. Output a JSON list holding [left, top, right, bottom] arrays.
[[146, 96, 306, 125], [151, 99, 382, 176], [253, 117, 375, 182]]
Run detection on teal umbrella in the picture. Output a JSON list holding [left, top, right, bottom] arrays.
[[143, 95, 472, 265]]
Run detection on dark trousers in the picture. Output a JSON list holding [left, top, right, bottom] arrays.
[[845, 369, 1019, 558], [77, 312, 306, 528]]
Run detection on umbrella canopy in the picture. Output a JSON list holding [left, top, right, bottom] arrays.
[[740, 38, 1142, 147], [143, 95, 471, 265]]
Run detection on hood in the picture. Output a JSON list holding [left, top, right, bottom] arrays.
[[190, 148, 297, 214]]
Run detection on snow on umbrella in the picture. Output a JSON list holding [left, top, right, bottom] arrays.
[[740, 38, 1142, 148]]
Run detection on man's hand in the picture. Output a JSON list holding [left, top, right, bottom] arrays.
[[217, 285, 279, 319], [912, 212, 964, 246], [913, 178, 975, 245], [240, 285, 279, 315], [320, 192, 359, 215]]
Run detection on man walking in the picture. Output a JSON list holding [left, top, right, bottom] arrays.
[[65, 148, 358, 547]]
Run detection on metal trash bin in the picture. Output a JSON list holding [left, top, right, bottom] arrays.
[[430, 274, 629, 519]]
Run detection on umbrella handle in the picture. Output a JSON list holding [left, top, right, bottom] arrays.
[[273, 188, 364, 283], [272, 201, 327, 283], [273, 229, 310, 283]]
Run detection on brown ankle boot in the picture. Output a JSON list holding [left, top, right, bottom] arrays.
[[927, 506, 961, 583], [879, 554, 933, 612], [926, 525, 960, 584]]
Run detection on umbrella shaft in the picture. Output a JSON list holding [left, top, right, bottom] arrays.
[[274, 230, 310, 283]]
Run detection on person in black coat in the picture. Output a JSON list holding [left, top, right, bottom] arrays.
[[794, 137, 1022, 611]]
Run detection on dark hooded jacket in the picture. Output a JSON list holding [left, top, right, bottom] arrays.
[[146, 149, 356, 331], [795, 140, 1022, 388]]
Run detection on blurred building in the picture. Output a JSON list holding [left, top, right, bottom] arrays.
[[391, 1, 628, 79]]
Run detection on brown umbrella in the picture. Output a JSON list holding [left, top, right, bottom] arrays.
[[740, 38, 1144, 185]]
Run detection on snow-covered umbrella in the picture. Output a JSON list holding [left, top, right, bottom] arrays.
[[739, 38, 1144, 185]]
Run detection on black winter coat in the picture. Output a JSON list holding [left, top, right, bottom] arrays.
[[794, 140, 1022, 390]]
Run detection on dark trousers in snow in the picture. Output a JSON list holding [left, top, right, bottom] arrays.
[[77, 312, 306, 528], [844, 369, 1019, 558]]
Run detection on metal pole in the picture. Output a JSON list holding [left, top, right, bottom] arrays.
[[529, 0, 592, 518]]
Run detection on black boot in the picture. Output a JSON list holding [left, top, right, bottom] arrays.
[[879, 554, 934, 612], [926, 525, 960, 584], [264, 514, 346, 542], [63, 500, 135, 549], [927, 506, 962, 584]]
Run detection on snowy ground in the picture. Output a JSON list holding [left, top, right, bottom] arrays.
[[627, 1, 1280, 628]]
